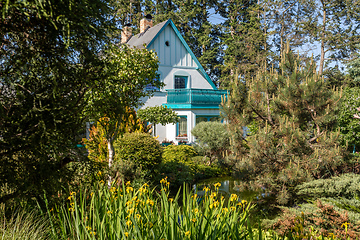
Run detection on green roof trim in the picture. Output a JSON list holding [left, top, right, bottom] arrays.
[[162, 103, 221, 110]]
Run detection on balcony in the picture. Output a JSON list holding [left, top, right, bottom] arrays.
[[164, 89, 228, 109]]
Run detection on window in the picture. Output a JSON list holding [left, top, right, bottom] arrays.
[[196, 117, 208, 124], [177, 116, 187, 138], [145, 74, 161, 91], [174, 76, 187, 89], [196, 116, 220, 124]]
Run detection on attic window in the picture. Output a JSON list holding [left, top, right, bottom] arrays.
[[165, 41, 170, 46]]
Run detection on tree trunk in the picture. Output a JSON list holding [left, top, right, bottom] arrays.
[[107, 138, 115, 187], [319, 1, 326, 77]]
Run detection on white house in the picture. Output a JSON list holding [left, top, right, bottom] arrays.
[[123, 16, 227, 144]]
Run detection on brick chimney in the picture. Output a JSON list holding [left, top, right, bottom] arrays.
[[121, 23, 132, 43], [140, 14, 153, 33]]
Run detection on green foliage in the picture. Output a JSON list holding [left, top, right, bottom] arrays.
[[162, 145, 197, 164], [348, 48, 360, 86], [296, 173, 360, 201], [0, 0, 115, 204], [83, 44, 159, 177], [222, 49, 344, 206], [192, 121, 230, 163], [271, 200, 360, 239], [160, 146, 222, 188], [337, 87, 360, 150], [0, 208, 50, 240], [46, 180, 256, 240], [137, 105, 179, 125], [114, 132, 162, 173]]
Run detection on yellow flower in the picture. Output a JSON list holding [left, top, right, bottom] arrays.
[[126, 181, 131, 186], [222, 207, 229, 213], [203, 186, 210, 192], [127, 208, 134, 215], [107, 210, 112, 215], [230, 194, 238, 202], [214, 182, 221, 188], [210, 200, 220, 209], [86, 226, 92, 230], [126, 220, 132, 226], [143, 183, 149, 187], [169, 198, 174, 202], [191, 194, 197, 199], [69, 207, 74, 212], [193, 208, 199, 214], [97, 171, 102, 177], [110, 187, 116, 193], [126, 186, 134, 193], [126, 200, 132, 206], [90, 192, 94, 197], [147, 222, 153, 228], [125, 232, 129, 237], [210, 192, 217, 198], [241, 200, 247, 205], [160, 177, 168, 184], [185, 230, 190, 237], [230, 206, 236, 211], [146, 199, 154, 206], [71, 191, 76, 196], [90, 231, 96, 236], [136, 214, 141, 220], [100, 180, 105, 185], [191, 218, 196, 223]]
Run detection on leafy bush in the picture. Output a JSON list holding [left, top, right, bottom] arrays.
[[296, 173, 360, 200], [191, 122, 230, 163], [114, 132, 162, 181], [163, 145, 197, 163], [159, 146, 223, 188], [270, 200, 360, 239]]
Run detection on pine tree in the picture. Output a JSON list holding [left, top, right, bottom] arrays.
[[219, 0, 267, 88], [222, 47, 344, 206]]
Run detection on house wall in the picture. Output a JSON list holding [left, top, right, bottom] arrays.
[[148, 25, 214, 90], [139, 23, 221, 144]]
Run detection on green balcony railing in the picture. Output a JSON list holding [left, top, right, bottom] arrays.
[[166, 89, 228, 105]]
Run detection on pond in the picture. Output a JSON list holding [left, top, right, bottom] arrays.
[[193, 177, 279, 218]]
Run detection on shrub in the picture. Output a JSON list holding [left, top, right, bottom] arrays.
[[162, 145, 197, 163], [114, 132, 162, 181], [191, 121, 230, 164], [296, 173, 360, 200]]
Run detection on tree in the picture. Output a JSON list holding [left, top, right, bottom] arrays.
[[219, 0, 267, 87], [299, 0, 360, 76], [137, 105, 179, 134], [83, 45, 160, 184], [191, 121, 230, 164], [0, 0, 117, 203], [222, 48, 344, 206]]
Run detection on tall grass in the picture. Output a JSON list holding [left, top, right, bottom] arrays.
[[0, 208, 49, 240], [46, 178, 268, 240]]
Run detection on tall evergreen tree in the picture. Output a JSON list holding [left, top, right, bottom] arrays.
[[299, 0, 360, 76], [219, 0, 267, 88], [0, 0, 117, 203], [222, 48, 344, 206]]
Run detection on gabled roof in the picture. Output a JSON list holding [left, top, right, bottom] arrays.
[[127, 20, 169, 49], [127, 19, 217, 90]]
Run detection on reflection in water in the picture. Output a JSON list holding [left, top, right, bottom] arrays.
[[193, 177, 268, 202]]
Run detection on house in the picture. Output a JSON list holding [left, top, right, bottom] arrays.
[[123, 15, 227, 144]]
